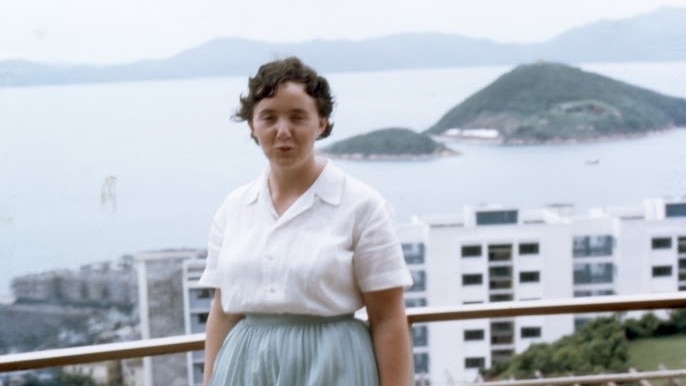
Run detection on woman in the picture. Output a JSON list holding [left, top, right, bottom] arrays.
[[199, 56, 412, 386]]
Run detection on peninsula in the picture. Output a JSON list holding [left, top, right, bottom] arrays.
[[425, 62, 686, 144], [321, 127, 458, 160]]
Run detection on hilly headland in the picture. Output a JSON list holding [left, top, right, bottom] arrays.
[[320, 127, 458, 160], [323, 62, 686, 157], [425, 62, 686, 145]]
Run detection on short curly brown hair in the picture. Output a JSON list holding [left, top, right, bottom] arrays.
[[233, 56, 335, 141]]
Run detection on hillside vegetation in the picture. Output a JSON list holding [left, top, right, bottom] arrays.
[[426, 62, 686, 144], [321, 127, 456, 159], [628, 335, 686, 370], [484, 310, 686, 380]]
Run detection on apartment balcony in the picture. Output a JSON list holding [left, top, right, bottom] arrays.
[[2, 293, 686, 386]]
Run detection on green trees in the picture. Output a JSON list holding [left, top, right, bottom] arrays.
[[485, 310, 686, 380], [485, 316, 628, 379]]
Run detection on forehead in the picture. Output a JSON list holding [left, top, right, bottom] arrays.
[[254, 81, 318, 113]]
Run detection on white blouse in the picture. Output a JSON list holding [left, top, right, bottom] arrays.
[[198, 160, 412, 316]]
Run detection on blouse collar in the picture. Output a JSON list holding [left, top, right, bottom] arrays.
[[242, 159, 344, 206]]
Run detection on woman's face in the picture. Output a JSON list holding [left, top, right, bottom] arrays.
[[250, 81, 327, 170]]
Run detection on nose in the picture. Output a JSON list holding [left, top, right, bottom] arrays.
[[275, 118, 292, 139]]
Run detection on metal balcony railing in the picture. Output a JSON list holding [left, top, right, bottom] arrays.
[[2, 292, 686, 383]]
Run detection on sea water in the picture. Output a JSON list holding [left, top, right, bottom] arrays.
[[0, 61, 685, 294]]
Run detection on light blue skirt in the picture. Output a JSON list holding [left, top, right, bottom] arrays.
[[209, 313, 380, 386]]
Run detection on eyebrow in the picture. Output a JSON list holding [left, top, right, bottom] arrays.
[[256, 108, 309, 115]]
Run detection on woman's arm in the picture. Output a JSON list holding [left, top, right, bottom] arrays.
[[203, 289, 244, 386], [363, 286, 412, 386]]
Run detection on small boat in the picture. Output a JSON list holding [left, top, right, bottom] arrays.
[[585, 158, 599, 165]]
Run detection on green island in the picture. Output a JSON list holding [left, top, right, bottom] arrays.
[[320, 127, 458, 160], [426, 61, 686, 144], [320, 62, 686, 158]]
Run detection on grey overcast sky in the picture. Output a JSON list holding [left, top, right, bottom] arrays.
[[2, 0, 686, 64]]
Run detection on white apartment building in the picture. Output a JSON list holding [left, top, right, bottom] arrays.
[[406, 197, 686, 385], [182, 259, 213, 386], [177, 197, 685, 386], [135, 249, 206, 386]]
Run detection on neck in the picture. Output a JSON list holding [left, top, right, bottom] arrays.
[[269, 156, 326, 199]]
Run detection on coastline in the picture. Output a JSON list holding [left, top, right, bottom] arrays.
[[433, 127, 682, 147], [318, 128, 683, 161], [317, 148, 460, 161]]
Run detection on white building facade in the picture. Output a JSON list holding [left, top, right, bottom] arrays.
[[409, 197, 686, 384], [177, 198, 685, 386]]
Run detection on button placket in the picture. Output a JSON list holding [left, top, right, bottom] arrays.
[[262, 229, 280, 297]]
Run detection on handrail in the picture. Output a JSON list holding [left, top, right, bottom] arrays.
[[0, 334, 205, 373], [472, 368, 686, 386], [405, 291, 686, 323], [1, 292, 686, 373]]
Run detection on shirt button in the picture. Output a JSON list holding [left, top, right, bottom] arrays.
[[266, 254, 274, 261], [268, 286, 276, 293]]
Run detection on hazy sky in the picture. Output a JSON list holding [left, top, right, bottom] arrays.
[[2, 0, 686, 64]]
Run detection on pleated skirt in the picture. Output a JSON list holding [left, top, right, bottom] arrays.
[[208, 313, 380, 386]]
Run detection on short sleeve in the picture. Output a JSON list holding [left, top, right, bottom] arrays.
[[353, 200, 413, 293], [198, 203, 227, 288]]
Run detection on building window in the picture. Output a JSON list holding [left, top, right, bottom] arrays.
[[190, 288, 214, 309], [402, 243, 425, 264], [405, 298, 427, 308], [489, 244, 512, 262], [652, 265, 673, 277], [491, 334, 513, 345], [462, 245, 482, 258], [573, 263, 613, 284], [195, 288, 213, 299], [491, 321, 513, 334], [521, 327, 542, 338], [476, 210, 518, 226], [519, 271, 540, 283], [490, 294, 513, 302], [491, 349, 514, 365], [666, 203, 686, 217], [490, 279, 512, 290], [573, 235, 613, 257], [678, 237, 686, 254], [465, 357, 486, 369], [489, 266, 512, 277], [414, 353, 429, 375], [519, 242, 539, 255], [192, 363, 205, 384], [463, 274, 483, 286], [652, 237, 672, 250], [408, 270, 426, 292], [412, 325, 428, 347], [197, 312, 209, 323], [464, 329, 485, 341], [574, 289, 614, 297]]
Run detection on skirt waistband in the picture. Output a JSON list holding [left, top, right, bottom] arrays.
[[243, 313, 355, 325]]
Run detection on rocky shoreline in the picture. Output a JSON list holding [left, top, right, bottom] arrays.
[[433, 127, 680, 146], [318, 148, 460, 161]]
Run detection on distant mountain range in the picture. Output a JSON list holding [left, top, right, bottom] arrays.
[[1, 6, 685, 87]]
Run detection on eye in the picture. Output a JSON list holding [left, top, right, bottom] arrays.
[[291, 113, 306, 122], [259, 114, 276, 123]]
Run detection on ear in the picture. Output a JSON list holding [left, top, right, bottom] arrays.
[[248, 122, 258, 143], [317, 118, 327, 136]]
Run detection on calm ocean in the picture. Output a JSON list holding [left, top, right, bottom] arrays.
[[1, 61, 685, 295]]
